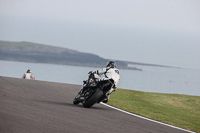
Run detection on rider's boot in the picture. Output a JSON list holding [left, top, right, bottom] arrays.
[[102, 95, 110, 103]]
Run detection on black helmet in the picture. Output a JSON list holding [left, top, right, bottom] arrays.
[[27, 69, 31, 73], [106, 61, 116, 68]]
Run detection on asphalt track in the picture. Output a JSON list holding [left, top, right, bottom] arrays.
[[0, 76, 192, 133]]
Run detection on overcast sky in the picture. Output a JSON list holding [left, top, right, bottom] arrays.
[[0, 0, 200, 68]]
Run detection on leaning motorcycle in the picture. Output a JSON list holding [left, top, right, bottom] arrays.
[[73, 72, 114, 108]]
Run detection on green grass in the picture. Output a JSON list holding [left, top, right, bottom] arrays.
[[108, 88, 200, 133]]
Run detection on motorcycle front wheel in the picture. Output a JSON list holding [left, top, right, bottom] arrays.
[[82, 88, 103, 108], [73, 96, 80, 105], [73, 91, 81, 105]]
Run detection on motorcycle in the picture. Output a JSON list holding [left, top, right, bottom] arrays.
[[73, 71, 114, 108]]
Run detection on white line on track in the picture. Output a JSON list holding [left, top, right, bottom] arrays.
[[101, 103, 195, 133]]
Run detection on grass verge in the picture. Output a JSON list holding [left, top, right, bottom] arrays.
[[107, 88, 200, 133]]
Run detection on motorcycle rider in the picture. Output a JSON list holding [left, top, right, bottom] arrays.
[[22, 69, 35, 80], [91, 61, 120, 103]]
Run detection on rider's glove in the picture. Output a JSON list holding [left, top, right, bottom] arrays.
[[88, 71, 97, 74], [88, 71, 93, 74], [83, 80, 87, 84]]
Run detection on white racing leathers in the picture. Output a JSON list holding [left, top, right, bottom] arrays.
[[23, 73, 35, 80], [94, 67, 120, 94]]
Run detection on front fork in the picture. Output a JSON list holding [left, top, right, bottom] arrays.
[[78, 86, 94, 102]]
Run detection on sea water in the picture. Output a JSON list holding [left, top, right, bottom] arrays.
[[0, 60, 200, 96]]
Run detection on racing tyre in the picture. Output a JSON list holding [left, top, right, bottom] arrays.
[[73, 94, 80, 105], [82, 88, 103, 108]]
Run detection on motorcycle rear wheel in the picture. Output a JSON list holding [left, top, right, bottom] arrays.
[[82, 88, 103, 108]]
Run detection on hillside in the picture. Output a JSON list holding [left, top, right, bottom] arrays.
[[0, 40, 142, 70]]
